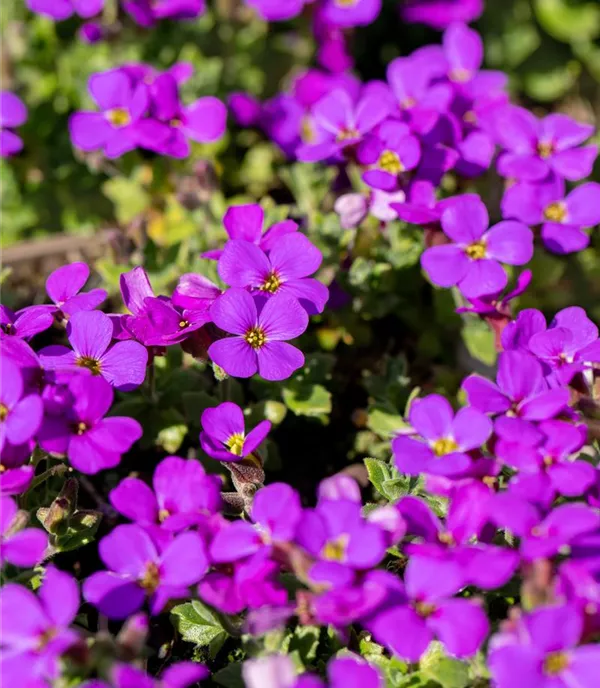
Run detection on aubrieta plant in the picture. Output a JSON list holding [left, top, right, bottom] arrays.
[[1, 0, 600, 687]]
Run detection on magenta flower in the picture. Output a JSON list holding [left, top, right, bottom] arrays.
[[296, 88, 391, 162], [0, 91, 27, 157], [136, 297, 212, 347], [462, 351, 570, 421], [493, 106, 597, 181], [39, 310, 147, 391], [401, 0, 483, 29], [228, 92, 262, 127], [320, 0, 382, 28], [69, 69, 149, 159], [392, 394, 492, 478], [0, 359, 43, 454], [0, 567, 80, 686], [138, 72, 226, 158], [421, 195, 534, 298], [369, 557, 489, 662], [208, 289, 308, 381], [210, 483, 302, 563], [203, 204, 298, 260], [27, 0, 103, 19], [246, 0, 307, 21], [502, 174, 600, 254], [489, 604, 600, 688], [528, 307, 600, 385], [123, 0, 205, 26], [106, 661, 208, 688], [109, 455, 221, 530], [491, 496, 599, 561], [218, 234, 328, 314], [357, 121, 421, 190], [172, 273, 221, 312], [296, 498, 388, 583], [38, 374, 142, 474], [0, 305, 54, 340], [199, 401, 271, 462], [83, 524, 208, 618], [45, 262, 107, 317], [457, 270, 531, 318], [0, 496, 48, 568]]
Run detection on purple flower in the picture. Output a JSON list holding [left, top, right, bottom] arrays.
[[493, 106, 597, 181], [210, 483, 302, 563], [38, 374, 142, 474], [199, 401, 271, 462], [462, 350, 570, 420], [123, 0, 205, 26], [208, 289, 308, 381], [0, 496, 48, 567], [357, 121, 421, 190], [401, 0, 483, 29], [172, 273, 221, 311], [45, 262, 107, 317], [320, 0, 382, 28], [0, 359, 43, 454], [109, 455, 221, 531], [0, 91, 27, 157], [246, 0, 307, 21], [392, 394, 492, 478], [491, 495, 600, 561], [218, 234, 328, 314], [296, 88, 391, 162], [456, 270, 531, 318], [138, 72, 226, 158], [0, 305, 54, 340], [296, 498, 388, 582], [489, 604, 600, 688], [69, 69, 149, 159], [39, 310, 148, 391], [83, 524, 208, 618], [99, 661, 208, 688], [502, 174, 600, 254], [0, 567, 79, 685], [228, 92, 262, 127], [421, 195, 534, 298], [369, 556, 489, 661], [27, 0, 103, 20], [203, 204, 298, 261]]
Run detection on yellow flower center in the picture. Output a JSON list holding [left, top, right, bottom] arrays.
[[106, 108, 131, 128], [451, 67, 471, 83], [537, 141, 555, 159], [158, 509, 170, 522], [415, 601, 437, 618], [226, 433, 245, 456], [244, 326, 266, 350], [301, 117, 315, 143], [401, 97, 417, 109], [170, 118, 182, 128], [76, 422, 88, 436], [321, 534, 349, 562], [335, 0, 357, 6], [140, 561, 160, 594], [36, 627, 58, 651], [465, 240, 487, 260], [1, 323, 14, 335], [543, 202, 567, 223], [463, 110, 477, 124], [431, 437, 459, 457], [438, 532, 455, 545], [544, 652, 570, 675], [0, 404, 8, 422], [179, 320, 190, 329], [378, 149, 404, 175], [337, 127, 360, 142], [259, 272, 282, 294], [76, 356, 102, 375]]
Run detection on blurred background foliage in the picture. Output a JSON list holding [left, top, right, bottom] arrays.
[[1, 0, 600, 494]]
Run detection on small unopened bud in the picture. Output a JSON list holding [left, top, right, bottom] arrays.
[[37, 479, 79, 535], [213, 363, 228, 382], [117, 613, 149, 659]]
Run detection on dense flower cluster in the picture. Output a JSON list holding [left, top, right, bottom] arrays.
[[2, 1, 600, 687]]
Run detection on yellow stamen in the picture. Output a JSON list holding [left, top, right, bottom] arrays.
[[321, 535, 349, 562], [140, 561, 160, 593], [259, 272, 282, 294], [431, 437, 459, 457], [450, 68, 471, 83], [544, 652, 570, 675], [301, 117, 315, 143], [244, 326, 266, 350], [226, 433, 245, 456], [537, 141, 554, 159], [158, 509, 170, 522], [336, 127, 360, 142], [415, 601, 436, 618], [465, 241, 487, 260], [76, 356, 102, 375], [0, 404, 8, 422], [106, 108, 131, 128], [378, 149, 404, 175], [179, 320, 190, 329], [543, 202, 567, 223], [76, 422, 88, 436]]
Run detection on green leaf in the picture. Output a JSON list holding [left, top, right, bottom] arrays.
[[534, 0, 600, 43], [171, 600, 229, 653], [420, 641, 470, 688], [461, 318, 497, 367], [288, 625, 320, 664], [213, 662, 245, 688], [367, 406, 408, 438], [102, 177, 150, 225], [364, 457, 392, 497], [181, 391, 219, 424], [282, 384, 332, 417]]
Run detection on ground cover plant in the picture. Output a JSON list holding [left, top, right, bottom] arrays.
[[1, 0, 600, 686]]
